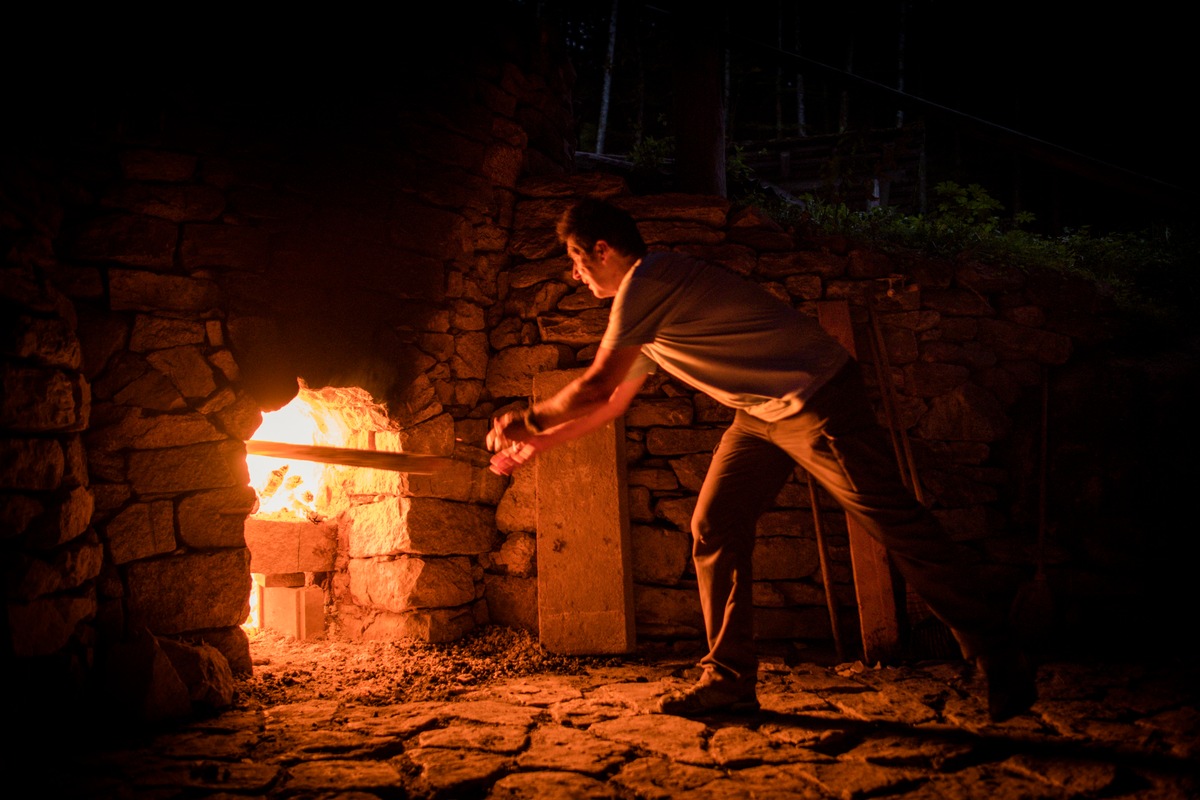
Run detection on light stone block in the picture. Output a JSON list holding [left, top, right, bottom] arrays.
[[533, 369, 635, 654]]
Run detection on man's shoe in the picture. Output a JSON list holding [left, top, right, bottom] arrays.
[[654, 680, 760, 716], [979, 650, 1038, 723]]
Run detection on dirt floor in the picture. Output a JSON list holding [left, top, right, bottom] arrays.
[[234, 625, 635, 710]]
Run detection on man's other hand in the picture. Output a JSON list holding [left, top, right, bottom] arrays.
[[486, 411, 532, 452]]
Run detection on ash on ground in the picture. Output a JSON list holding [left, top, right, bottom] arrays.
[[234, 625, 626, 709]]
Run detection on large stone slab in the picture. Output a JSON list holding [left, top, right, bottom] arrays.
[[533, 369, 635, 655]]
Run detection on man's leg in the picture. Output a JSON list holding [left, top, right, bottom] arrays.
[[769, 363, 1036, 721], [656, 412, 793, 714]]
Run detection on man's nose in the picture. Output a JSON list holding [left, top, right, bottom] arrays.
[[571, 264, 581, 280]]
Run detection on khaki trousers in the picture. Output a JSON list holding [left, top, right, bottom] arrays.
[[692, 361, 1012, 686]]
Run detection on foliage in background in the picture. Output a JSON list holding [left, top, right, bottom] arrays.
[[731, 178, 1197, 329]]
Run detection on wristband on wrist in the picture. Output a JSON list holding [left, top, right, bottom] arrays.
[[522, 408, 544, 435]]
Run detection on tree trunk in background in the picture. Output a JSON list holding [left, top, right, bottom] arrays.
[[596, 0, 619, 154], [896, 1, 908, 128], [670, 10, 727, 196], [775, 1, 784, 139], [840, 39, 853, 133], [795, 12, 807, 137]]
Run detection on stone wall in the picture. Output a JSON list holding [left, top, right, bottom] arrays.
[[2, 6, 575, 725], [482, 174, 1171, 659]]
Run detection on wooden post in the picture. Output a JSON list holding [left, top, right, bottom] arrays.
[[816, 300, 902, 664]]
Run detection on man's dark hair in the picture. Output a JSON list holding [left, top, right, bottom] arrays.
[[556, 197, 647, 258]]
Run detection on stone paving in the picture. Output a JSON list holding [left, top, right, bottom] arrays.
[[39, 654, 1200, 799]]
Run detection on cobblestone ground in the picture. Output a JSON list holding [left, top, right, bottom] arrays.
[[36, 634, 1200, 800]]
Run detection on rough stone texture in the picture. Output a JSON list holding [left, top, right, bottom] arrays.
[[348, 555, 476, 612], [342, 497, 497, 557], [534, 369, 636, 655], [244, 518, 337, 573], [484, 574, 538, 632], [630, 525, 691, 586], [125, 549, 250, 635], [486, 344, 574, 398]]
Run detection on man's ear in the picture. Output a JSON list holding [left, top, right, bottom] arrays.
[[593, 239, 610, 259]]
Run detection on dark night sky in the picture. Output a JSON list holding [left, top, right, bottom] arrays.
[[8, 2, 1192, 224]]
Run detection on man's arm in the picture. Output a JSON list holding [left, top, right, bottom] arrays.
[[486, 344, 645, 453], [488, 370, 646, 474]]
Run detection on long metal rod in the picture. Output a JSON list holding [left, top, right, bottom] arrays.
[[245, 441, 453, 474]]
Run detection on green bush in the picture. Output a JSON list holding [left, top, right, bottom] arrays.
[[737, 181, 1197, 327]]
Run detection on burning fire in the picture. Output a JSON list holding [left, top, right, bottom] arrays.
[[245, 381, 368, 521], [241, 381, 393, 636]]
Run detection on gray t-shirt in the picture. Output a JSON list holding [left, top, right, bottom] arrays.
[[600, 251, 849, 421]]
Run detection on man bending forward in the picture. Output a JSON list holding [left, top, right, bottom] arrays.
[[487, 198, 1036, 723]]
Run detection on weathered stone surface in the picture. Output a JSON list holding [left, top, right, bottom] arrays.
[[145, 346, 217, 399], [631, 525, 690, 586], [759, 250, 847, 279], [418, 721, 530, 752], [127, 440, 249, 494], [485, 344, 573, 398], [343, 497, 497, 557], [753, 536, 820, 581], [677, 242, 757, 275], [619, 193, 730, 227], [633, 585, 704, 638], [645, 427, 724, 456], [1, 365, 88, 432], [5, 592, 95, 657], [178, 485, 257, 548], [495, 464, 536, 532], [8, 314, 83, 368], [848, 249, 895, 279], [492, 771, 619, 799], [536, 309, 610, 346], [391, 412, 458, 455], [515, 724, 633, 774], [612, 756, 725, 799], [506, 257, 573, 289], [104, 500, 177, 565], [590, 715, 713, 766], [125, 549, 250, 634], [0, 494, 42, 539], [916, 383, 1010, 442], [725, 206, 793, 250], [26, 485, 94, 548], [281, 760, 403, 793], [639, 220, 723, 245], [109, 270, 220, 313], [654, 496, 697, 531], [70, 214, 178, 269], [244, 518, 336, 573], [668, 453, 711, 492], [348, 555, 475, 611], [103, 182, 225, 223], [902, 362, 970, 397], [88, 406, 226, 451], [489, 531, 537, 576], [8, 532, 104, 598], [353, 605, 477, 643], [626, 397, 693, 428], [627, 467, 678, 491], [407, 746, 512, 793], [977, 318, 1073, 364], [484, 574, 538, 631], [406, 459, 508, 505], [158, 636, 235, 708]]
